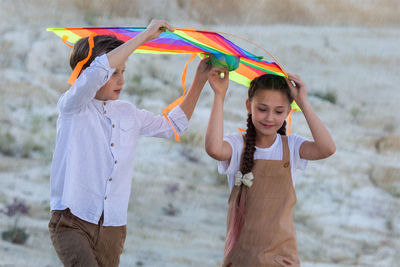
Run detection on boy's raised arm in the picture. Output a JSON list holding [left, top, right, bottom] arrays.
[[59, 20, 174, 115], [179, 57, 210, 120], [107, 20, 174, 68]]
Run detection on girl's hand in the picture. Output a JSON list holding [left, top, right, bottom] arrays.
[[194, 55, 212, 84], [143, 20, 174, 41], [286, 73, 308, 107], [208, 67, 229, 97]]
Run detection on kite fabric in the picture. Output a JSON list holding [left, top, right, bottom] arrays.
[[47, 27, 299, 139]]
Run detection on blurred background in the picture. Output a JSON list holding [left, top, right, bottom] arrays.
[[0, 0, 399, 266]]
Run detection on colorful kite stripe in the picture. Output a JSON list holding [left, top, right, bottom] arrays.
[[47, 27, 287, 87]]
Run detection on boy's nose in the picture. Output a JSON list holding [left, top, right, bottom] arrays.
[[118, 76, 124, 85]]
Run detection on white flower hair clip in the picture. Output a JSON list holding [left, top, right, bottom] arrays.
[[234, 171, 254, 187]]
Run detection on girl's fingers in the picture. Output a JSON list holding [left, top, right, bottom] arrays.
[[202, 56, 211, 63], [211, 67, 227, 73], [223, 70, 229, 80], [287, 74, 304, 89], [285, 78, 296, 90]]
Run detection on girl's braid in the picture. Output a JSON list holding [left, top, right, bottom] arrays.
[[240, 114, 257, 174]]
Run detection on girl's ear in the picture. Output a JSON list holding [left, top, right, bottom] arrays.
[[245, 98, 251, 114]]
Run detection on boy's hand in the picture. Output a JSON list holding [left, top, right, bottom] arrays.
[[208, 67, 229, 97], [194, 56, 212, 84], [143, 20, 174, 41], [286, 73, 308, 107]]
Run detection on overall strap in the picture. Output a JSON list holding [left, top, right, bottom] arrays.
[[281, 135, 290, 163]]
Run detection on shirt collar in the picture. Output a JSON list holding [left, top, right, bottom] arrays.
[[255, 133, 279, 151], [92, 98, 115, 113]]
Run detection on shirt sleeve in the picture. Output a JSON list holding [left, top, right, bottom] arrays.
[[217, 133, 243, 175], [288, 134, 308, 171], [58, 54, 115, 115], [137, 105, 189, 138]]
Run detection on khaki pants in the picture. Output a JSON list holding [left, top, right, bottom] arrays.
[[48, 209, 126, 267]]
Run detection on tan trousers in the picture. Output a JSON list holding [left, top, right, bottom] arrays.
[[48, 209, 126, 267]]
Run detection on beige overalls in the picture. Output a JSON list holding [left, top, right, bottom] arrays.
[[223, 136, 300, 267]]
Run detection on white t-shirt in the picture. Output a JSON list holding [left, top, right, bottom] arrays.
[[218, 133, 308, 192]]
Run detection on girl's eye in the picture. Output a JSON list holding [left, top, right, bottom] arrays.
[[276, 111, 283, 114], [258, 108, 266, 112]]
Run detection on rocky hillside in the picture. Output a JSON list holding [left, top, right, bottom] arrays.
[[0, 1, 399, 266]]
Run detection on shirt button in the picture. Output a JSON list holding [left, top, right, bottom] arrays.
[[112, 124, 115, 128], [109, 178, 112, 182], [103, 102, 106, 106], [284, 162, 290, 168], [111, 143, 114, 147], [114, 160, 117, 164], [104, 196, 107, 200], [104, 110, 107, 114]]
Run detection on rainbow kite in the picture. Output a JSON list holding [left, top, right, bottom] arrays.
[[47, 27, 299, 139], [47, 27, 288, 85]]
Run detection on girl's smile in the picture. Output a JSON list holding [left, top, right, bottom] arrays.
[[260, 122, 274, 128], [246, 89, 291, 138]]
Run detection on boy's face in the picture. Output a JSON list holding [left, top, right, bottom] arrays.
[[95, 62, 126, 101]]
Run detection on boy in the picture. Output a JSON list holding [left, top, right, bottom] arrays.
[[48, 20, 210, 266]]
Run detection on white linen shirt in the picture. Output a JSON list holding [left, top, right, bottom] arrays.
[[50, 55, 188, 226]]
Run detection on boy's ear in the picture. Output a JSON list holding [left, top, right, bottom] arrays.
[[245, 99, 251, 114]]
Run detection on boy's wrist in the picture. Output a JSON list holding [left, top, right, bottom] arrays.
[[138, 30, 153, 43]]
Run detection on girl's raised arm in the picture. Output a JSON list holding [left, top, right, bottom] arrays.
[[205, 68, 233, 161], [287, 74, 336, 160]]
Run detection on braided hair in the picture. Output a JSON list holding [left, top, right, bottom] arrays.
[[240, 74, 293, 174]]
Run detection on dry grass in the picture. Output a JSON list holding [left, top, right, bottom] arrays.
[[70, 0, 140, 19], [69, 0, 400, 26], [312, 0, 400, 27]]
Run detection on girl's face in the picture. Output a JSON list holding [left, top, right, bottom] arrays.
[[95, 63, 126, 101], [246, 89, 291, 137]]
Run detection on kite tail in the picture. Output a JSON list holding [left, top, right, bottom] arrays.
[[62, 35, 74, 48], [67, 33, 95, 85], [162, 53, 197, 142], [224, 186, 247, 257], [287, 109, 295, 135]]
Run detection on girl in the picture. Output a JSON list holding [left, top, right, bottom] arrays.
[[49, 20, 211, 266], [205, 69, 335, 266]]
